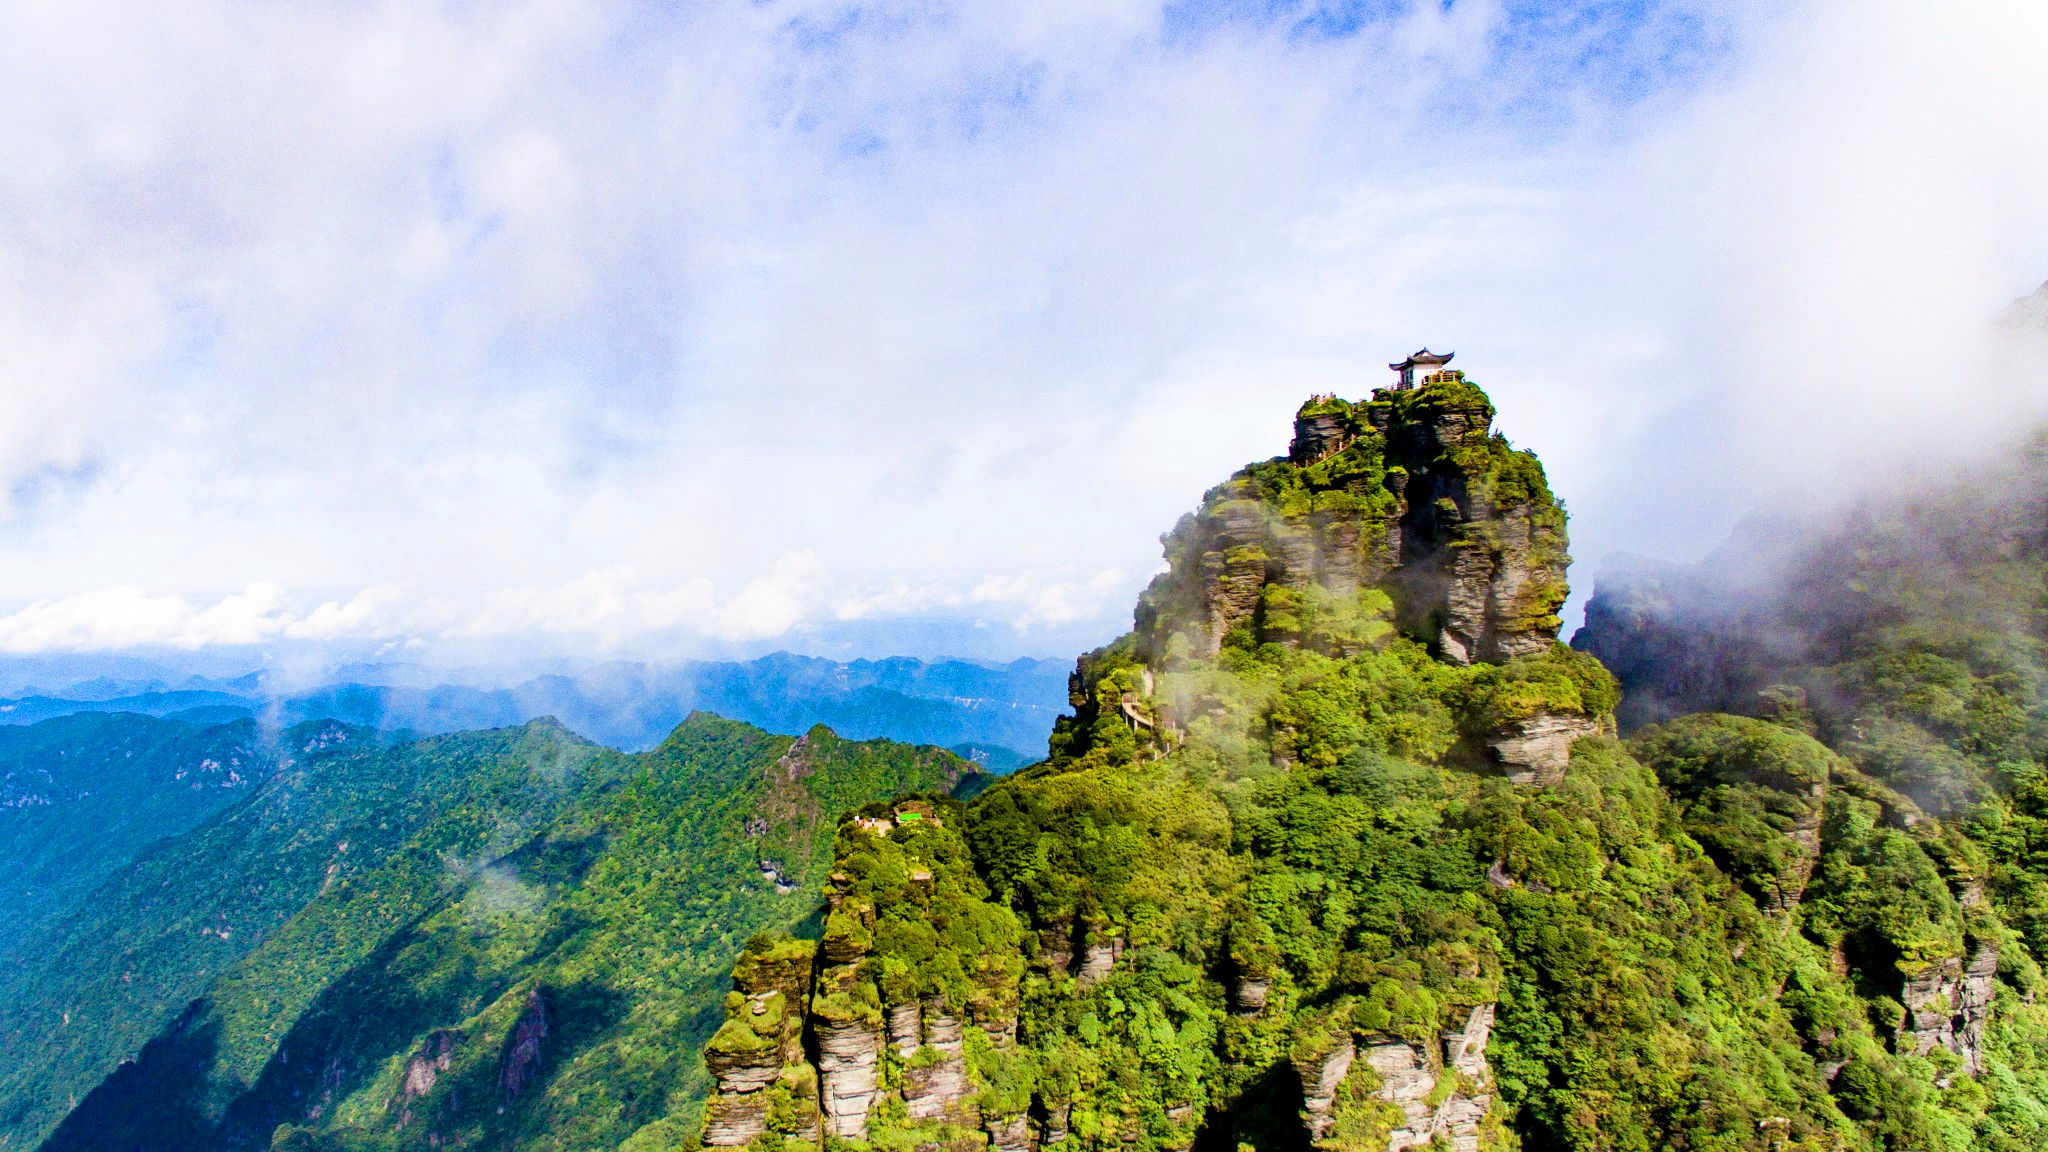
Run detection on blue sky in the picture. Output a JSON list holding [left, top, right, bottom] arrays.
[[0, 0, 2043, 669]]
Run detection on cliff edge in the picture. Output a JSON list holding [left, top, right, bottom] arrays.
[[1134, 379, 1568, 667]]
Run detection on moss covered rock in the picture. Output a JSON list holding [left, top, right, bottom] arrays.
[[1133, 378, 1568, 669]]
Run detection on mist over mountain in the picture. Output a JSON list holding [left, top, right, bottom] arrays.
[[0, 652, 1067, 765], [0, 714, 987, 1152], [1574, 421, 2048, 780]]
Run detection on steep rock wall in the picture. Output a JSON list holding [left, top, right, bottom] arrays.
[[703, 939, 822, 1147], [1901, 942, 1999, 1074], [1133, 381, 1568, 668], [1294, 1004, 1497, 1152], [702, 799, 1027, 1152]]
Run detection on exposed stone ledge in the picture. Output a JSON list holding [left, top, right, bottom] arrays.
[[1901, 942, 1998, 1073], [1234, 976, 1271, 1015], [818, 1017, 883, 1139], [1297, 1036, 1356, 1144], [1300, 1004, 1496, 1152], [1486, 714, 1602, 786], [902, 1002, 977, 1125]]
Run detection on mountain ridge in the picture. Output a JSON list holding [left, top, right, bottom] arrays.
[[0, 713, 989, 1152], [0, 653, 1068, 761]]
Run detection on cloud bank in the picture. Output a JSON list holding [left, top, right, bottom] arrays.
[[0, 0, 2044, 662], [0, 557, 1133, 656]]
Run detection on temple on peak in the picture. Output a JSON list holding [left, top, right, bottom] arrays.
[[1389, 348, 1457, 390]]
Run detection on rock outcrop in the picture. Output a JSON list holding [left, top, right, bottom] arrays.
[[817, 1016, 883, 1139], [1778, 786, 1827, 913], [814, 894, 885, 1141], [703, 803, 1029, 1151], [887, 1000, 923, 1057], [987, 1110, 1034, 1152], [902, 1001, 977, 1125], [1134, 381, 1569, 668], [498, 990, 548, 1102], [1901, 942, 1998, 1073], [1428, 1004, 1498, 1152], [1075, 930, 1122, 989], [1233, 976, 1271, 1015], [702, 937, 822, 1146], [1296, 1034, 1356, 1144], [390, 1031, 458, 1129], [1297, 1004, 1496, 1152], [1485, 713, 1603, 786]]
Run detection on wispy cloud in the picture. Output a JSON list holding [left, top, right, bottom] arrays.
[[0, 1, 2041, 659], [0, 557, 1132, 654]]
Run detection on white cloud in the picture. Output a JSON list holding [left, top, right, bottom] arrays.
[[284, 586, 414, 641], [0, 1, 2042, 658], [971, 570, 1128, 631], [458, 565, 713, 639], [0, 558, 1146, 654], [711, 550, 824, 640], [0, 584, 299, 653]]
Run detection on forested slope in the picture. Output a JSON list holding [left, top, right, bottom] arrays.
[[0, 712, 275, 947], [11, 716, 982, 1152], [1572, 431, 2048, 1147]]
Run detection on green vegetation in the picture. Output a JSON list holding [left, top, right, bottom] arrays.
[[0, 712, 273, 948], [790, 622, 1878, 1152], [1576, 438, 2048, 1150], [1630, 714, 1836, 909], [5, 715, 980, 1152]]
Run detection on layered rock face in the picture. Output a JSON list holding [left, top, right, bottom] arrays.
[[1296, 1035, 1355, 1143], [1295, 1004, 1497, 1152], [1486, 714, 1604, 786], [1901, 942, 1999, 1073], [901, 1003, 977, 1125], [702, 801, 1025, 1152], [1134, 381, 1568, 667], [703, 939, 823, 1146], [813, 888, 884, 1141]]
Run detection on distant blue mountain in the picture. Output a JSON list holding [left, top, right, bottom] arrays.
[[0, 652, 1069, 762]]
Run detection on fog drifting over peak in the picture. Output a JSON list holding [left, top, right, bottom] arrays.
[[1, 0, 2045, 664]]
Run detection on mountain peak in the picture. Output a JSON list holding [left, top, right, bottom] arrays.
[[1135, 374, 1568, 668]]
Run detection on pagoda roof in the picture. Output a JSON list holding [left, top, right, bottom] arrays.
[[1389, 348, 1454, 371]]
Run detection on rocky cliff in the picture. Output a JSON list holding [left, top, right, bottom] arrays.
[[705, 374, 1987, 1152], [704, 937, 822, 1146], [1134, 379, 1568, 667], [1065, 374, 1601, 786], [1294, 1002, 1498, 1152], [702, 797, 1024, 1152]]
